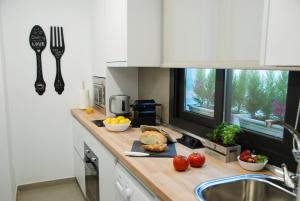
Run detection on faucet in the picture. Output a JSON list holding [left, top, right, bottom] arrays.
[[265, 119, 300, 190], [266, 120, 300, 162]]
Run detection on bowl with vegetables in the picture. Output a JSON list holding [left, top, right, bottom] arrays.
[[237, 150, 268, 171]]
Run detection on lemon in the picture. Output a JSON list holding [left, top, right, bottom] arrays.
[[105, 118, 112, 124], [85, 107, 94, 114], [119, 119, 130, 124], [111, 119, 119, 124], [117, 116, 125, 120], [119, 119, 126, 124]]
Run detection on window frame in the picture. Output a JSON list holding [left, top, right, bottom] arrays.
[[170, 69, 300, 171], [169, 69, 225, 136]]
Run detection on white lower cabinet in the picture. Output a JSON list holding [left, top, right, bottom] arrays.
[[72, 118, 86, 196], [74, 148, 86, 197], [72, 117, 159, 201], [115, 162, 160, 201], [72, 117, 117, 201]]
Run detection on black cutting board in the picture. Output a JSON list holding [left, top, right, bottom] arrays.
[[131, 141, 177, 157]]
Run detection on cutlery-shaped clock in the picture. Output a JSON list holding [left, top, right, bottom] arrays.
[[29, 25, 66, 95]]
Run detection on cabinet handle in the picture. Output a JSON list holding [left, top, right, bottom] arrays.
[[116, 180, 133, 201], [116, 180, 123, 193], [124, 187, 133, 201]]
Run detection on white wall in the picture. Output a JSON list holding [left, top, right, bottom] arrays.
[[106, 67, 138, 116], [0, 10, 16, 201], [138, 68, 170, 123], [0, 0, 93, 185]]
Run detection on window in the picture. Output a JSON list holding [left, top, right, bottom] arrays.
[[170, 69, 224, 135], [185, 69, 216, 117], [228, 70, 289, 138], [170, 69, 300, 171]]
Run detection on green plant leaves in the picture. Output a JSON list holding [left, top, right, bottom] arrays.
[[207, 123, 240, 146]]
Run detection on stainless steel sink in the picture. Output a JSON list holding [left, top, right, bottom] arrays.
[[195, 174, 296, 201]]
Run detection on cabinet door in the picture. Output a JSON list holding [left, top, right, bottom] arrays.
[[106, 0, 127, 63], [91, 0, 107, 77], [163, 0, 263, 67], [98, 146, 117, 201], [74, 149, 86, 197], [72, 119, 84, 159], [163, 0, 218, 66], [263, 0, 300, 66]]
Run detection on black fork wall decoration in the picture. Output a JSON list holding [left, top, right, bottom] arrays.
[[50, 26, 65, 95], [29, 25, 47, 95]]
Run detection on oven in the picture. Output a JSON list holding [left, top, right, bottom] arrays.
[[84, 143, 99, 201], [93, 76, 105, 109]]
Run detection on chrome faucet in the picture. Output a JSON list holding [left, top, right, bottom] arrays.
[[265, 119, 300, 191]]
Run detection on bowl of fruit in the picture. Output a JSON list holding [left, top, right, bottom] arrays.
[[103, 116, 131, 132], [238, 150, 268, 171]]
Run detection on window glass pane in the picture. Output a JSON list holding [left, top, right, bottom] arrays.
[[185, 69, 216, 117], [230, 70, 289, 138]]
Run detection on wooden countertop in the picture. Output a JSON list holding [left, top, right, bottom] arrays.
[[71, 108, 270, 201]]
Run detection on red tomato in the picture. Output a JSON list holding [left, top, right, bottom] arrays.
[[240, 154, 251, 162], [173, 155, 189, 171], [240, 150, 251, 157], [188, 153, 206, 167]]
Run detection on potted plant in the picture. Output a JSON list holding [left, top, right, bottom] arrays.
[[204, 123, 241, 162]]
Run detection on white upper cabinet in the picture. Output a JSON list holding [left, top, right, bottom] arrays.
[[91, 0, 107, 77], [261, 0, 300, 67], [163, 0, 300, 68], [163, 0, 264, 68], [105, 0, 161, 67]]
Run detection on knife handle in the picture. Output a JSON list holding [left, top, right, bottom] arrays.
[[124, 151, 149, 157]]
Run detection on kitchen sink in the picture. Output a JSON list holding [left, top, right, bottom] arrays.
[[195, 174, 296, 201]]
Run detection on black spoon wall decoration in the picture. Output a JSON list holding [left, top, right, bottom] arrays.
[[29, 25, 47, 95], [50, 26, 65, 95]]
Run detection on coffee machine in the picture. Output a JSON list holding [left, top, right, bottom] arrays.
[[131, 100, 161, 127]]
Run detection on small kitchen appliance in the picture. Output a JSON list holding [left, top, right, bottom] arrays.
[[93, 77, 105, 109], [109, 95, 130, 116], [131, 100, 159, 127]]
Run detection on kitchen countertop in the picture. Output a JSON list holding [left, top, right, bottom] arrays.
[[71, 108, 271, 201]]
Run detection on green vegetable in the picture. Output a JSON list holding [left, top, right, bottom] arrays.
[[256, 155, 268, 163], [207, 123, 240, 146]]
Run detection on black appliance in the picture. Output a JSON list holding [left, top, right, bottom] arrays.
[[131, 100, 157, 127], [84, 143, 99, 201], [177, 135, 204, 149], [92, 120, 105, 127]]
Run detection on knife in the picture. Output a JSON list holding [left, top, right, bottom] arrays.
[[124, 151, 151, 157]]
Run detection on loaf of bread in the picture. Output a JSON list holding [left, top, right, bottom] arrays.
[[140, 131, 167, 145], [143, 144, 168, 152]]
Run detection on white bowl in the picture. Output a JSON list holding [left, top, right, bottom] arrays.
[[103, 121, 131, 132], [237, 156, 268, 171]]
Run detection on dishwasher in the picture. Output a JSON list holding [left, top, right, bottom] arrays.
[[84, 143, 99, 201], [115, 163, 156, 201]]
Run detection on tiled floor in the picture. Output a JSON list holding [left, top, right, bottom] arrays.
[[17, 181, 85, 201]]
